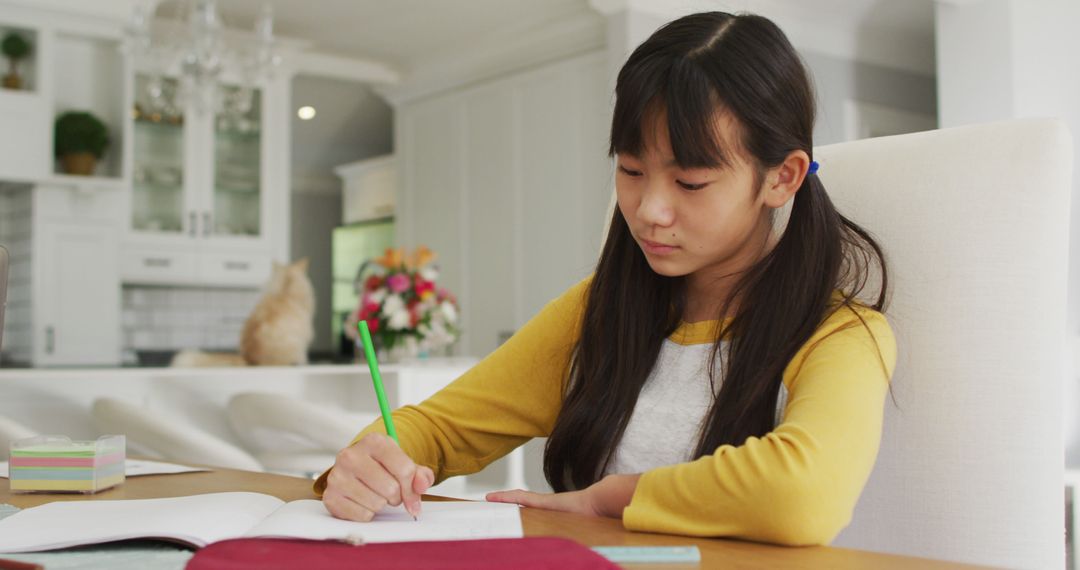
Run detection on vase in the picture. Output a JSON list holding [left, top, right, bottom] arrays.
[[353, 338, 417, 365], [376, 343, 417, 364], [61, 153, 96, 175], [1, 72, 20, 90]]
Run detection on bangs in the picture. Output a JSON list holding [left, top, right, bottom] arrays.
[[609, 56, 738, 170]]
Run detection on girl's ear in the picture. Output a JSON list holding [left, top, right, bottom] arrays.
[[762, 149, 810, 209]]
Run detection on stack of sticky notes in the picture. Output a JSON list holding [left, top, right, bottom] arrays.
[[8, 435, 125, 493]]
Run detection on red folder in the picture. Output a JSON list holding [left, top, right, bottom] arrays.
[[186, 537, 620, 570]]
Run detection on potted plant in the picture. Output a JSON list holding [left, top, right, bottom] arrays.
[[1, 32, 31, 90], [54, 111, 110, 176]]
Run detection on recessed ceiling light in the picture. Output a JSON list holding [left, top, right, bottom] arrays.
[[297, 106, 316, 120]]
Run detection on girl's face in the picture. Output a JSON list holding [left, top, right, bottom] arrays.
[[616, 109, 775, 287]]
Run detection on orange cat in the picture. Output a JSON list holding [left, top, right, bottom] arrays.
[[171, 258, 315, 367]]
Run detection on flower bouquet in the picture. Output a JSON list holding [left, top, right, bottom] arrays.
[[345, 246, 460, 361]]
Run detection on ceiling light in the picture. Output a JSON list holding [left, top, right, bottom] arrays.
[[297, 106, 316, 120]]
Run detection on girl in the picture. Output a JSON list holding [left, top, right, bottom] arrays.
[[317, 11, 895, 546]]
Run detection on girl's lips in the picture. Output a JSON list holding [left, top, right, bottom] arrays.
[[641, 238, 678, 255]]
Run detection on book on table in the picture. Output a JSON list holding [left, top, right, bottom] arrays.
[[0, 492, 523, 553]]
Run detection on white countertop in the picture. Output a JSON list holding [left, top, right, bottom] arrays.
[[0, 357, 479, 380]]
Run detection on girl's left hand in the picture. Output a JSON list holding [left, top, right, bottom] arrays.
[[486, 473, 641, 519]]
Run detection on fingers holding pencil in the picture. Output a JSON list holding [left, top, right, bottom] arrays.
[[369, 433, 429, 520], [323, 433, 434, 522]]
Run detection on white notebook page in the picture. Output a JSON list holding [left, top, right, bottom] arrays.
[[0, 492, 284, 552], [0, 493, 523, 553], [245, 500, 523, 544]]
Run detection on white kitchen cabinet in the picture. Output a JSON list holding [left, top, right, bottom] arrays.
[[335, 154, 396, 224], [0, 9, 124, 185], [0, 89, 49, 182], [0, 183, 124, 367], [122, 71, 286, 287], [33, 220, 120, 366], [0, 6, 290, 290], [0, 16, 47, 182]]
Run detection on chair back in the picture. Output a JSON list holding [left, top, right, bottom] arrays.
[[823, 119, 1072, 569]]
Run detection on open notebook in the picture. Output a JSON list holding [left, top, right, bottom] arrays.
[[0, 492, 523, 553]]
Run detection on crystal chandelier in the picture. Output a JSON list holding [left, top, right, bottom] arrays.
[[124, 0, 282, 118]]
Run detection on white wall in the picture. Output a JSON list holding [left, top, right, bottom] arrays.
[[291, 75, 393, 195], [936, 0, 1080, 464], [935, 0, 1014, 126], [395, 50, 612, 358], [806, 51, 937, 145], [289, 193, 341, 353], [289, 75, 393, 354], [597, 5, 937, 148]]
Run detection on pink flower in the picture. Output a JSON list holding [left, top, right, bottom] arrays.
[[414, 278, 435, 298], [387, 273, 410, 293], [362, 301, 379, 316]]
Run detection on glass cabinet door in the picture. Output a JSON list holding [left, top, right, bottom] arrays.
[[131, 74, 186, 235], [211, 84, 262, 238]]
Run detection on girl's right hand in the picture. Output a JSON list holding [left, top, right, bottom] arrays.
[[322, 433, 435, 521]]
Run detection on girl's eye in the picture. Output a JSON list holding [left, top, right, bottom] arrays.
[[618, 165, 642, 177], [677, 180, 708, 191]]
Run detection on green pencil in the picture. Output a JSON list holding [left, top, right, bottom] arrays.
[[358, 320, 399, 444]]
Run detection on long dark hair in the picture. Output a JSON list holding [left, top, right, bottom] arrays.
[[544, 12, 889, 492]]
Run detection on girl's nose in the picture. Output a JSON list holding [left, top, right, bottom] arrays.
[[637, 182, 675, 228]]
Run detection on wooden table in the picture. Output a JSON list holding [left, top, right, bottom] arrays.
[[1, 467, 990, 569]]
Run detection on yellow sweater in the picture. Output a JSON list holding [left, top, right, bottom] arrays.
[[314, 277, 896, 546]]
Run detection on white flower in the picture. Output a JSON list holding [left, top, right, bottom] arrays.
[[388, 308, 411, 330], [420, 267, 438, 281], [370, 288, 388, 304], [381, 294, 404, 317], [440, 301, 458, 324], [417, 313, 457, 350]]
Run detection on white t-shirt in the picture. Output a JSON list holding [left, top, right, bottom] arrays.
[[605, 338, 789, 476]]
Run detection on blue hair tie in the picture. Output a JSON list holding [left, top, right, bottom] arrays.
[[808, 160, 820, 175]]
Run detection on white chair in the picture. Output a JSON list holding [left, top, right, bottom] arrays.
[[227, 392, 377, 477], [819, 119, 1071, 568], [91, 397, 263, 472]]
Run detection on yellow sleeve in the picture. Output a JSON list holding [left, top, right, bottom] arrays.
[[622, 305, 897, 546], [314, 277, 591, 495]]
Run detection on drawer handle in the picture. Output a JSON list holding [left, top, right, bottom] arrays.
[[143, 257, 172, 268], [224, 261, 250, 271]]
